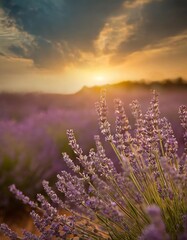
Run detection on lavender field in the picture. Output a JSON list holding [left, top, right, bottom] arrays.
[[1, 0, 187, 238], [0, 83, 187, 239]]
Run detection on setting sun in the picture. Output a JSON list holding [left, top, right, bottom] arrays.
[[94, 75, 107, 85], [95, 75, 104, 81]]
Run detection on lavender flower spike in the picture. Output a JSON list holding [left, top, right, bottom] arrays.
[[9, 184, 38, 208], [140, 205, 170, 240], [0, 224, 18, 240]]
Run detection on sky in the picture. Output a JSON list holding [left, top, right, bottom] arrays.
[[0, 0, 187, 93]]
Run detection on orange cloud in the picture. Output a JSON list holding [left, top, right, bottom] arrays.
[[94, 15, 133, 53]]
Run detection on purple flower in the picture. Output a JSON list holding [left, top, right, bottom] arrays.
[[0, 224, 18, 240]]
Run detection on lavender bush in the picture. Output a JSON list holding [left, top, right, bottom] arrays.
[[0, 118, 57, 211], [0, 90, 187, 239], [0, 108, 96, 211]]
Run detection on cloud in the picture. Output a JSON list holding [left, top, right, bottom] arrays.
[[9, 45, 26, 57], [1, 0, 187, 69], [1, 0, 125, 68], [8, 38, 82, 68], [94, 15, 133, 54], [117, 0, 187, 57]]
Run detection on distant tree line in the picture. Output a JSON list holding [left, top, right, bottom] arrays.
[[114, 77, 187, 89]]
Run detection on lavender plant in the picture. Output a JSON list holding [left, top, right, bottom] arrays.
[[0, 108, 95, 211], [0, 90, 187, 239]]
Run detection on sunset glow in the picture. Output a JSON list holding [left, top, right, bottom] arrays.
[[0, 1, 187, 93], [94, 75, 106, 84]]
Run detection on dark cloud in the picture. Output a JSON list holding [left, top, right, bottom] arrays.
[[2, 0, 187, 68], [1, 0, 125, 68], [118, 0, 187, 56], [9, 45, 26, 58], [8, 37, 81, 68]]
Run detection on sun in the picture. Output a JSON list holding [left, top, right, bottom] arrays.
[[94, 75, 107, 85], [95, 75, 104, 81]]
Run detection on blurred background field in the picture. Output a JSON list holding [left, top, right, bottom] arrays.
[[0, 80, 187, 238]]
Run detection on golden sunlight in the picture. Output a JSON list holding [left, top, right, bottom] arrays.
[[94, 75, 107, 85]]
